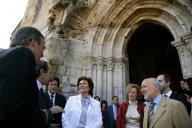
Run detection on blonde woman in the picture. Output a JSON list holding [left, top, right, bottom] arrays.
[[117, 83, 144, 128]]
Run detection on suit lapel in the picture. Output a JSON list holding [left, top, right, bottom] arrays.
[[110, 105, 114, 120], [150, 97, 167, 127], [87, 98, 93, 114], [76, 95, 82, 111], [55, 94, 59, 106], [143, 104, 149, 128]]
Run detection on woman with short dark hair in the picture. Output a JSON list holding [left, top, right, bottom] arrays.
[[62, 76, 103, 128]]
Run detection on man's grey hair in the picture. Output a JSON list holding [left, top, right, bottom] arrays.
[[10, 26, 44, 47], [152, 78, 163, 91]]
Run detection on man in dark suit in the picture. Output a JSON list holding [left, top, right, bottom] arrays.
[[0, 27, 46, 127], [105, 96, 119, 128], [157, 74, 191, 114], [46, 76, 66, 128], [36, 60, 64, 128]]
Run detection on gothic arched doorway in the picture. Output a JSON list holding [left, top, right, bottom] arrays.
[[128, 23, 183, 90]]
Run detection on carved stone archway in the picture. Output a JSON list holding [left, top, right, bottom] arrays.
[[16, 0, 192, 102]]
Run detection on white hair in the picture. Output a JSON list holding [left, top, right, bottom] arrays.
[[152, 78, 163, 91]]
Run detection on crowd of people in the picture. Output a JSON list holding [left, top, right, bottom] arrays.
[[0, 26, 192, 128]]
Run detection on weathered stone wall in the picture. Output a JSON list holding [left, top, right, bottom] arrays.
[[13, 0, 192, 102]]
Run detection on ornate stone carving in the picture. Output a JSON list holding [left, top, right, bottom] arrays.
[[106, 58, 114, 71], [181, 33, 192, 53], [172, 39, 192, 78], [115, 58, 127, 69], [96, 57, 103, 70], [75, 0, 97, 8]]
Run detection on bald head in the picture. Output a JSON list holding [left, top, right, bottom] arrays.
[[141, 78, 162, 101]]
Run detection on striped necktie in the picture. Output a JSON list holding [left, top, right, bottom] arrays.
[[148, 102, 155, 127]]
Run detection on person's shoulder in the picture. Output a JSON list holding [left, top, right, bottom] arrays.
[[138, 101, 145, 106], [171, 91, 187, 100], [0, 47, 33, 61], [4, 47, 33, 57], [56, 93, 66, 99], [91, 97, 100, 104], [164, 97, 182, 106], [68, 95, 79, 100], [14, 47, 33, 55], [0, 47, 16, 57], [106, 104, 113, 109], [172, 91, 184, 96], [121, 101, 129, 105]]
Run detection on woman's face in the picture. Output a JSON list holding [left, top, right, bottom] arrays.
[[128, 87, 138, 102], [78, 80, 90, 96], [102, 103, 107, 109]]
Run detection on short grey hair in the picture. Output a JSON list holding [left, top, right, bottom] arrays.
[[10, 26, 44, 47]]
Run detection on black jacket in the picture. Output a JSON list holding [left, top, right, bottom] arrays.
[[0, 47, 46, 128]]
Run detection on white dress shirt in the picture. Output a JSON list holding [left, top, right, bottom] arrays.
[[164, 90, 172, 98], [36, 80, 43, 91], [113, 104, 118, 120]]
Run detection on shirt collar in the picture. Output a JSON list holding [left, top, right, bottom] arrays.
[[165, 90, 172, 97], [153, 94, 162, 105], [36, 80, 43, 91], [48, 91, 56, 97]]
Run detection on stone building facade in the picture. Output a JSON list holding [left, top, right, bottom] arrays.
[[13, 0, 192, 102]]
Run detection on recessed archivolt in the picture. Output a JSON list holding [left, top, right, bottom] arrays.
[[87, 0, 192, 58], [113, 8, 185, 58]]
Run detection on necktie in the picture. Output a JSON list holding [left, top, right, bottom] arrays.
[[79, 97, 89, 128], [148, 102, 155, 127], [40, 88, 44, 96], [50, 94, 54, 105]]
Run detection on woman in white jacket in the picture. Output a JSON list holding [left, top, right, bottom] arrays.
[[62, 76, 103, 128]]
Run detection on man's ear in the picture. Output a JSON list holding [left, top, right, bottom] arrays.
[[31, 39, 36, 47]]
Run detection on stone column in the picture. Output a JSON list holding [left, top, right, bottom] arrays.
[[106, 58, 114, 103], [86, 63, 92, 77], [96, 57, 103, 98], [116, 59, 124, 102], [172, 38, 192, 78], [103, 65, 107, 100], [92, 64, 97, 96]]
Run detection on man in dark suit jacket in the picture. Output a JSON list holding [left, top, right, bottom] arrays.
[[0, 27, 46, 128], [46, 76, 66, 128], [36, 60, 64, 128], [157, 74, 191, 114], [105, 96, 119, 128]]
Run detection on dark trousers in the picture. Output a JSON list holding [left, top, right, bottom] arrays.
[[113, 120, 117, 128]]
